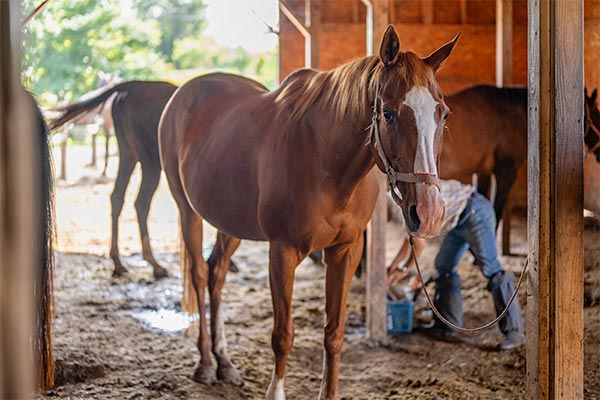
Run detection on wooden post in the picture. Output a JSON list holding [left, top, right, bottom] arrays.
[[306, 0, 320, 69], [459, 0, 468, 25], [421, 0, 434, 25], [365, 0, 388, 343], [496, 0, 513, 86], [0, 1, 36, 397], [279, 0, 311, 68], [527, 0, 584, 399]]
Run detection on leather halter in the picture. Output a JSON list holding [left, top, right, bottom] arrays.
[[369, 80, 441, 207]]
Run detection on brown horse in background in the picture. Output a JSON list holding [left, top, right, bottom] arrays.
[[439, 85, 600, 254], [159, 26, 458, 399], [440, 85, 527, 223], [50, 81, 178, 279]]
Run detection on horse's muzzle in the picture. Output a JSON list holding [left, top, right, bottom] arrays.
[[412, 184, 445, 238]]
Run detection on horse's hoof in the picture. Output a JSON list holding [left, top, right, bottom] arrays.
[[153, 267, 169, 280], [217, 363, 244, 386], [112, 266, 128, 277], [192, 364, 216, 385], [228, 260, 239, 273]]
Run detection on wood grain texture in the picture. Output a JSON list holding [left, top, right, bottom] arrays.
[[0, 1, 36, 396], [527, 0, 584, 398], [365, 0, 388, 342]]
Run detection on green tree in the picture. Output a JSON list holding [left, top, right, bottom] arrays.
[[22, 0, 165, 104], [134, 0, 207, 62]]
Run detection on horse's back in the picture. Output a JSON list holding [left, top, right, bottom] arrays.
[[441, 85, 527, 182], [159, 73, 271, 239]]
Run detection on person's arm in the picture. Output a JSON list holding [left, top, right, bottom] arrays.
[[387, 237, 427, 285]]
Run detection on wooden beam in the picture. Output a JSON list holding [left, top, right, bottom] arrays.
[[496, 0, 513, 86], [459, 0, 468, 24], [360, 0, 373, 56], [21, 0, 52, 27], [365, 0, 388, 343], [388, 0, 395, 24], [306, 0, 320, 69], [421, 0, 434, 25], [527, 0, 584, 399], [279, 1, 310, 38], [0, 1, 36, 397], [352, 0, 360, 24]]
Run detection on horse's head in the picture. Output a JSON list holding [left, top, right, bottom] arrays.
[[370, 26, 459, 238], [585, 88, 600, 162]]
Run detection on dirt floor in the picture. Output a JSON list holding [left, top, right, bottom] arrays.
[[41, 145, 600, 399]]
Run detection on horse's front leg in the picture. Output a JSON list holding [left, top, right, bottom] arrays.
[[179, 211, 215, 384], [266, 241, 303, 400], [319, 236, 364, 400]]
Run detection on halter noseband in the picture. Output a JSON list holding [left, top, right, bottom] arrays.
[[369, 80, 441, 206]]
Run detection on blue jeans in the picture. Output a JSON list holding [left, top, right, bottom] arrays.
[[434, 192, 502, 279]]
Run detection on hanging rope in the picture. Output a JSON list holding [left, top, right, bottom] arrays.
[[409, 236, 528, 333]]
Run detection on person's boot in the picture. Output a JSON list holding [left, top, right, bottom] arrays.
[[488, 271, 525, 350], [428, 272, 463, 342]]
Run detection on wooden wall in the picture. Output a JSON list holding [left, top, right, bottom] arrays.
[[279, 0, 600, 95]]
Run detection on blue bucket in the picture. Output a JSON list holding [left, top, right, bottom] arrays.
[[387, 301, 415, 334]]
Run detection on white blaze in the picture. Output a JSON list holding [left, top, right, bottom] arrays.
[[403, 86, 439, 175]]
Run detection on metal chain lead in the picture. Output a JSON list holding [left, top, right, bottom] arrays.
[[409, 236, 529, 333]]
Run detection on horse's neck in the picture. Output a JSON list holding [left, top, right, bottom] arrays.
[[311, 101, 375, 197]]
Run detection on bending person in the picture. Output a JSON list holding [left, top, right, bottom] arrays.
[[388, 180, 524, 350]]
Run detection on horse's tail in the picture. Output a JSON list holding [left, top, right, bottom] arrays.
[[36, 99, 55, 391], [31, 93, 55, 391], [179, 225, 199, 315], [48, 83, 126, 131]]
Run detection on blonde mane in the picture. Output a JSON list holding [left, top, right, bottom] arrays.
[[273, 52, 433, 126]]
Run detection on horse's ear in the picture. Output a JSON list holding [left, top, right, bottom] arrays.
[[379, 25, 401, 68], [425, 32, 461, 73], [592, 88, 598, 103]]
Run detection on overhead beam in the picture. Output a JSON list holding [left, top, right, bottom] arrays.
[[420, 0, 434, 25], [365, 0, 389, 343], [279, 0, 319, 69], [527, 0, 584, 399], [496, 0, 513, 86]]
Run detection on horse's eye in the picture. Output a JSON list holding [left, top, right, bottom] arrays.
[[383, 109, 396, 124], [443, 110, 449, 120]]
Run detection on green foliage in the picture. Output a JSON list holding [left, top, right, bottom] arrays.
[[21, 0, 278, 105], [134, 0, 207, 62], [22, 0, 167, 104], [171, 36, 279, 90]]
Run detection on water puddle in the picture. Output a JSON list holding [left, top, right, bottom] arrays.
[[132, 309, 193, 333]]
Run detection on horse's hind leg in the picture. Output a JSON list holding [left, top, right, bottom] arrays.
[[207, 231, 243, 385], [135, 162, 168, 279], [102, 120, 111, 176], [319, 236, 364, 400], [109, 151, 136, 276], [179, 208, 215, 384]]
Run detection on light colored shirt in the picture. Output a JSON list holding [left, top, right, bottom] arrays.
[[387, 179, 477, 235]]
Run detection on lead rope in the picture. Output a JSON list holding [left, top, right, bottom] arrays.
[[409, 236, 529, 333]]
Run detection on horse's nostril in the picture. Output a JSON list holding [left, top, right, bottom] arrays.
[[409, 205, 420, 232]]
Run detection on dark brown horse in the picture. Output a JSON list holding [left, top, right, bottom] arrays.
[[159, 26, 458, 399], [50, 81, 178, 278]]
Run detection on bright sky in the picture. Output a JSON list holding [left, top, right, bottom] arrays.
[[204, 0, 279, 54]]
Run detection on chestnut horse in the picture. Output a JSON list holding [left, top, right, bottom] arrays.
[[50, 81, 178, 278], [159, 26, 458, 399]]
